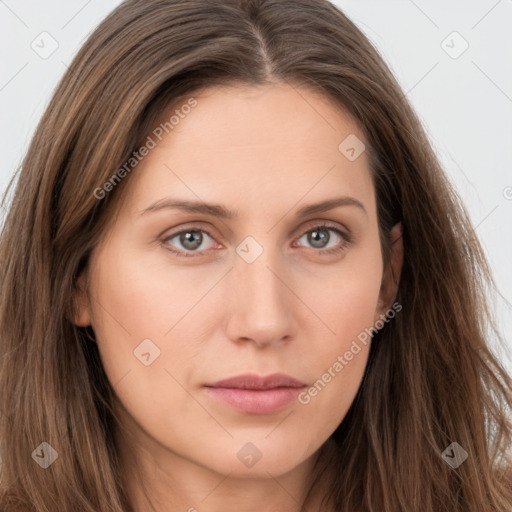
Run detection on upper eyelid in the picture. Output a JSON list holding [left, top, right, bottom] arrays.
[[164, 219, 348, 236]]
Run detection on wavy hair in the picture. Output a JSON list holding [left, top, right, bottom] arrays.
[[0, 1, 511, 510]]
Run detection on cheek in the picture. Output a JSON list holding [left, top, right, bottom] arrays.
[[87, 245, 190, 384], [296, 244, 382, 424], [87, 241, 235, 415], [90, 242, 211, 343], [87, 247, 211, 436], [310, 239, 383, 342]]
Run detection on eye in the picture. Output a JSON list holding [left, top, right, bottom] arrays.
[[161, 222, 352, 258], [294, 222, 352, 256], [162, 227, 218, 257]]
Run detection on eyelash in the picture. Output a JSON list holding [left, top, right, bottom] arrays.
[[161, 222, 352, 258]]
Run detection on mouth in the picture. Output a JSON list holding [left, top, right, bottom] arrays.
[[203, 373, 307, 415]]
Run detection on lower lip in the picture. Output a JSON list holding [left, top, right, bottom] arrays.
[[204, 386, 304, 414]]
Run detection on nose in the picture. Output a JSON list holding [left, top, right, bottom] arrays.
[[224, 245, 296, 349]]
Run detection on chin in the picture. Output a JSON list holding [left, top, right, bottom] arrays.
[[199, 440, 313, 479]]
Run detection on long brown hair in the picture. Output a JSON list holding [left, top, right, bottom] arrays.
[[1, 1, 511, 510]]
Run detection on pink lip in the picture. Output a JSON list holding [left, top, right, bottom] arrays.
[[203, 373, 306, 414]]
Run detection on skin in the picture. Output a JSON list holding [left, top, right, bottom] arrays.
[[73, 82, 403, 512]]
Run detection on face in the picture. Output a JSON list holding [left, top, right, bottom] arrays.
[[74, 82, 402, 481]]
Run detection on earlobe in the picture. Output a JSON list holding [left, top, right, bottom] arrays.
[[377, 222, 404, 314], [71, 272, 92, 327]]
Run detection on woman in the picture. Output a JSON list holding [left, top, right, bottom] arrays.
[[0, 1, 511, 511]]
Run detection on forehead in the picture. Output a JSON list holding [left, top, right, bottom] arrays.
[[152, 82, 363, 156], [117, 82, 374, 221]]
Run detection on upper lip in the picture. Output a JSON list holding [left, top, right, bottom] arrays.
[[204, 373, 306, 390]]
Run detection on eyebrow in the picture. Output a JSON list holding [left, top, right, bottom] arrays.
[[139, 195, 367, 219]]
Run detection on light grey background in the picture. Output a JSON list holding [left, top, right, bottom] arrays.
[[1, 0, 511, 370]]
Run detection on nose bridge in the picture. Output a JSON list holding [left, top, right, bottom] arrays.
[[225, 234, 293, 344], [234, 236, 285, 310]]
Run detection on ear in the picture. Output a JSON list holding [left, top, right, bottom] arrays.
[[376, 222, 403, 316], [70, 271, 92, 327]]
